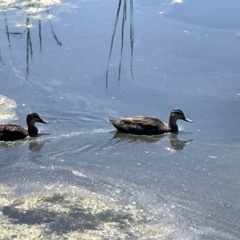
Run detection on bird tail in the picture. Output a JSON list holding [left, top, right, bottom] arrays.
[[108, 119, 116, 124], [108, 119, 123, 132]]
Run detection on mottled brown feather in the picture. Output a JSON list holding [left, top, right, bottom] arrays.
[[0, 124, 28, 141], [109, 115, 171, 135]]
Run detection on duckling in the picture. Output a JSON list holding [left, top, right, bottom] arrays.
[[0, 112, 48, 141], [109, 109, 192, 135]]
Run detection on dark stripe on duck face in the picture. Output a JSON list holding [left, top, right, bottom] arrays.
[[172, 109, 185, 119], [172, 109, 192, 123]]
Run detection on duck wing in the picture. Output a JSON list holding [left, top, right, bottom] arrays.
[[109, 115, 169, 135], [0, 124, 28, 141]]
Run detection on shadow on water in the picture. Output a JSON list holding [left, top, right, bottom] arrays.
[[106, 0, 134, 88], [0, 0, 62, 78], [112, 131, 193, 150], [2, 202, 135, 234]]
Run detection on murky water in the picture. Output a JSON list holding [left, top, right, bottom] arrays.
[[1, 0, 240, 239]]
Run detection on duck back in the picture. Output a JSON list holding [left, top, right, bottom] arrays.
[[0, 124, 28, 141], [109, 115, 170, 135]]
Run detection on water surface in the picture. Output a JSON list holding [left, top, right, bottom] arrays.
[[1, 0, 240, 239]]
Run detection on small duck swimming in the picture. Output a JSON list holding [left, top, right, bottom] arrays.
[[109, 109, 192, 135], [0, 112, 48, 141]]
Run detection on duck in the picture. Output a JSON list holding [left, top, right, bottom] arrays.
[[0, 112, 48, 141], [108, 109, 192, 135]]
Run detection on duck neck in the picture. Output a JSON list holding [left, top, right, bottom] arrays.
[[168, 118, 178, 133], [28, 126, 38, 136], [27, 119, 38, 137], [27, 118, 38, 137]]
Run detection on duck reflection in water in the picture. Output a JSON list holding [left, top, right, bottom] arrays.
[[112, 132, 193, 150], [28, 139, 50, 152], [0, 139, 50, 169]]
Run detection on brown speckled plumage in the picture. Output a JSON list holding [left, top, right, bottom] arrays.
[[0, 112, 48, 141], [109, 109, 192, 135]]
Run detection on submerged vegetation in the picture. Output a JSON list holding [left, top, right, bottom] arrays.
[[0, 0, 64, 77], [106, 0, 134, 88], [0, 184, 172, 239], [0, 95, 17, 123]]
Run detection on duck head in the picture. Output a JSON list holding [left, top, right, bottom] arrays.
[[26, 112, 48, 126]]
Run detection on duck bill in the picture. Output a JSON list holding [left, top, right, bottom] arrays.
[[184, 118, 193, 123], [39, 118, 49, 124]]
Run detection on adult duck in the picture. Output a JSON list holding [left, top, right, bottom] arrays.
[[109, 109, 192, 135], [0, 112, 48, 141]]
